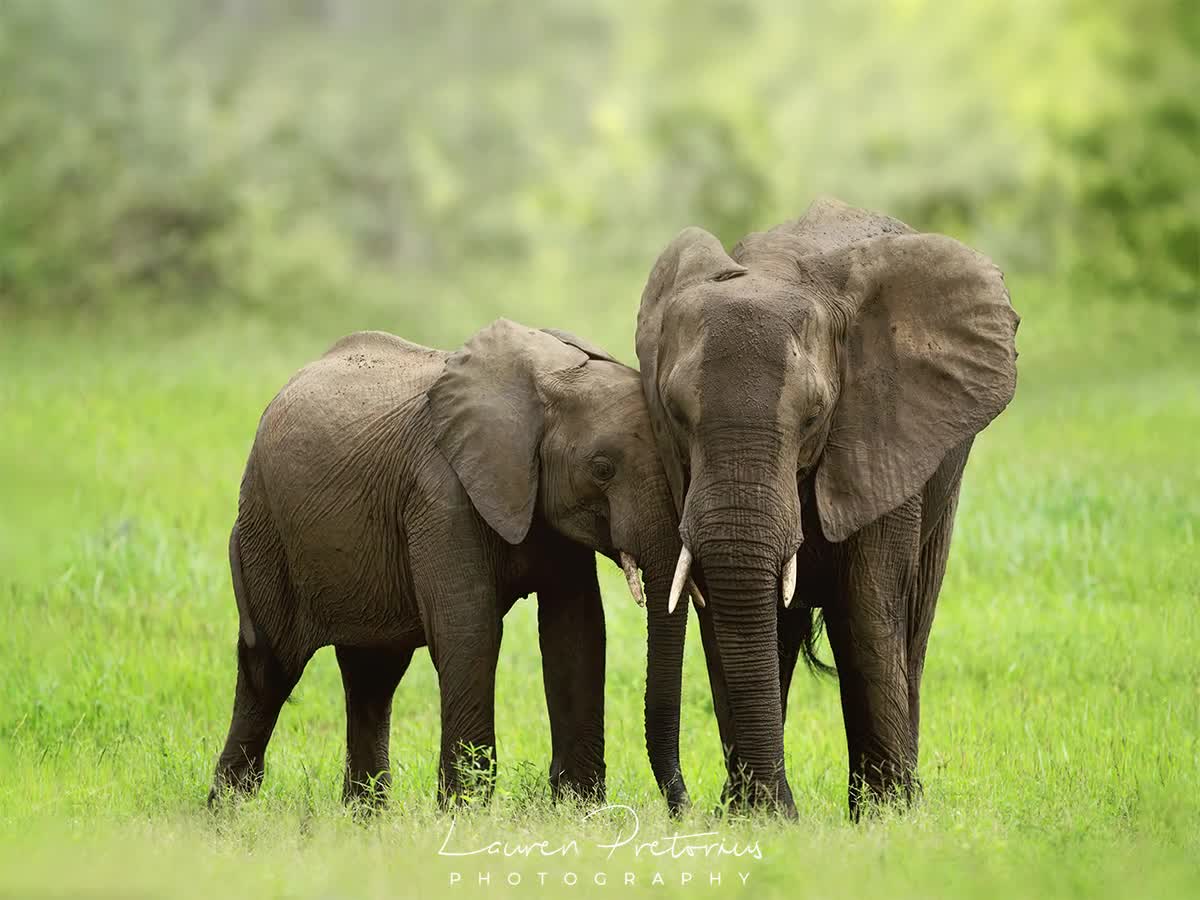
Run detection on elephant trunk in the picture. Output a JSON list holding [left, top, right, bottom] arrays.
[[698, 539, 793, 812], [642, 555, 690, 814], [681, 458, 801, 815]]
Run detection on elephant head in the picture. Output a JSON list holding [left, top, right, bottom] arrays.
[[636, 198, 1019, 808], [427, 318, 696, 809]]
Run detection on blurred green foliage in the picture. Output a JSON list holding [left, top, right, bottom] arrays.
[[0, 0, 1194, 317]]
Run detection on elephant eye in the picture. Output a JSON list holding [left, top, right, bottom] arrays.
[[801, 407, 826, 434], [589, 455, 616, 483], [801, 398, 827, 433]]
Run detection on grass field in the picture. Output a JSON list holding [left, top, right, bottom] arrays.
[[2, 277, 1199, 898]]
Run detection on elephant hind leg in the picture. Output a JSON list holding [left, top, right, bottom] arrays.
[[209, 634, 309, 804], [211, 503, 314, 804], [336, 645, 414, 807], [778, 561, 838, 726], [907, 483, 961, 760]]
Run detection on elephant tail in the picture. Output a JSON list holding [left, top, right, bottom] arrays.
[[229, 522, 258, 650], [799, 607, 837, 677]]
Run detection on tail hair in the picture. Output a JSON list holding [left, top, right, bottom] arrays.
[[798, 607, 837, 677]]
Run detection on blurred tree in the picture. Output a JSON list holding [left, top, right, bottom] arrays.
[[0, 0, 1193, 316], [1053, 0, 1198, 302]]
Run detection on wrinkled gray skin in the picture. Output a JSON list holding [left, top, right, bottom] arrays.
[[637, 199, 1019, 818], [208, 319, 690, 809]]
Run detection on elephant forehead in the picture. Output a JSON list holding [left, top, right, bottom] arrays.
[[588, 389, 655, 439], [695, 304, 793, 421], [548, 371, 656, 451], [560, 363, 650, 422]]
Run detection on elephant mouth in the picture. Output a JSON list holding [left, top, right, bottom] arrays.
[[666, 543, 794, 614], [614, 551, 706, 611]]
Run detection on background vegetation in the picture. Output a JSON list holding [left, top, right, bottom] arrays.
[[2, 0, 1195, 321], [1, 1, 1196, 897]]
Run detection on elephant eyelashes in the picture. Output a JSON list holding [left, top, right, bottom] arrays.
[[589, 455, 616, 483], [799, 404, 826, 434], [800, 394, 828, 434]]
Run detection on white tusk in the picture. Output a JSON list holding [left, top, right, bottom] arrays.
[[619, 551, 646, 608], [781, 553, 797, 608], [667, 545, 693, 614], [686, 576, 706, 609]]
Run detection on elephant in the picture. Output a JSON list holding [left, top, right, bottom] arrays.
[[208, 318, 699, 808], [635, 198, 1019, 818]]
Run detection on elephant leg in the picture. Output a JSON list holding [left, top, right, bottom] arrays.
[[780, 557, 840, 725], [537, 551, 606, 802], [336, 644, 414, 806], [209, 635, 309, 803], [824, 497, 922, 820], [906, 484, 961, 780], [407, 521, 503, 807], [779, 559, 838, 724], [430, 617, 501, 807]]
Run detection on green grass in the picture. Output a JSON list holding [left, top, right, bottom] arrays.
[[2, 280, 1199, 898]]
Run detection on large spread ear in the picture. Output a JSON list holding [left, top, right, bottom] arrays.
[[636, 228, 747, 513], [427, 319, 587, 544], [812, 229, 1019, 542]]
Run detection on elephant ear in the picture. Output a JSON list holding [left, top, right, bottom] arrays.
[[812, 230, 1019, 542], [539, 328, 623, 364], [427, 319, 587, 544], [636, 227, 747, 512]]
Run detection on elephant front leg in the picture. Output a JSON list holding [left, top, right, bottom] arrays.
[[411, 525, 503, 808], [430, 620, 502, 807], [537, 555, 606, 802], [824, 499, 922, 820]]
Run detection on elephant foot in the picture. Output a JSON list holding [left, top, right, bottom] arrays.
[[718, 772, 797, 820], [549, 758, 606, 806], [343, 770, 391, 813], [207, 760, 264, 807], [438, 744, 498, 809], [847, 764, 920, 821]]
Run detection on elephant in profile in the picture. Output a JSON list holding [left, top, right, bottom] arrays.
[[208, 319, 697, 808], [635, 198, 1019, 817]]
